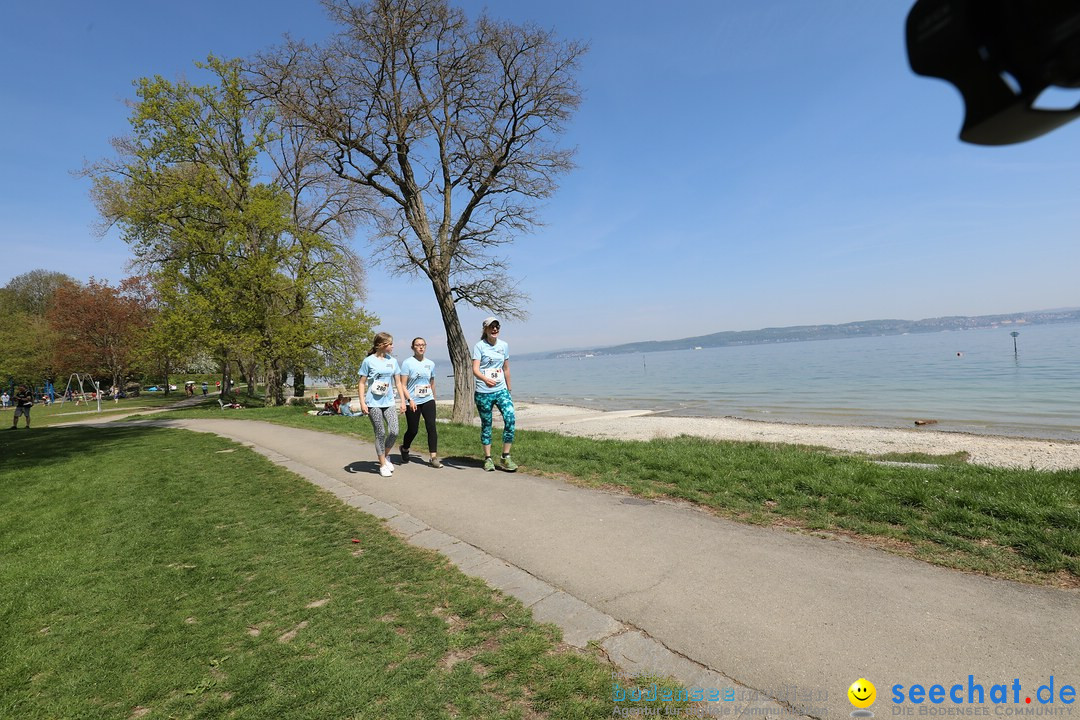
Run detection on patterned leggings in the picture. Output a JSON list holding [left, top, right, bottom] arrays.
[[368, 406, 399, 457], [475, 389, 515, 446]]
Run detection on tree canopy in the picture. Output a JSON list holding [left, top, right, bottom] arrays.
[[86, 56, 377, 403], [252, 0, 585, 420]]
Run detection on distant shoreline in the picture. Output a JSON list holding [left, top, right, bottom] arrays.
[[536, 311, 1080, 359]]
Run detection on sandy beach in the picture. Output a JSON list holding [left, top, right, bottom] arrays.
[[510, 402, 1080, 471]]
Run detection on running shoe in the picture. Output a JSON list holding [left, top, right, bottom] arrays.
[[400, 448, 410, 464], [483, 457, 495, 472], [500, 455, 518, 472], [430, 457, 443, 469], [379, 463, 393, 477], [383, 460, 394, 474]]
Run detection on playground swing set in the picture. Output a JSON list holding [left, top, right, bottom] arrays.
[[57, 373, 104, 412]]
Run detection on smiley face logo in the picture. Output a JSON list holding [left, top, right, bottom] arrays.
[[848, 678, 877, 709]]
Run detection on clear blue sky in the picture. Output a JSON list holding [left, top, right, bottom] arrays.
[[4, 1, 1080, 354]]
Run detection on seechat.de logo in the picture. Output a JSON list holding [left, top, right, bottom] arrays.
[[850, 678, 878, 717]]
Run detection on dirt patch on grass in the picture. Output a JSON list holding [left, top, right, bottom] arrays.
[[438, 649, 476, 670], [277, 620, 309, 643], [432, 606, 466, 633]]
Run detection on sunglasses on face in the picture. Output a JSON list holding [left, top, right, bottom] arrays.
[[488, 325, 500, 332]]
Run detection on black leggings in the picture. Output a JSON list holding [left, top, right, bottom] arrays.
[[402, 401, 438, 453]]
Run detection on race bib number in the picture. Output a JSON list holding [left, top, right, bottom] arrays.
[[372, 380, 390, 396], [484, 368, 503, 383], [414, 384, 431, 398]]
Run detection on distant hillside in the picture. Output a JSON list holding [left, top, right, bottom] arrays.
[[550, 308, 1080, 358]]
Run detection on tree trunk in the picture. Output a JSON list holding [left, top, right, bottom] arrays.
[[245, 361, 258, 397], [264, 362, 275, 406], [163, 360, 171, 396], [265, 360, 286, 406], [292, 366, 305, 398], [432, 275, 474, 424], [221, 357, 232, 398]]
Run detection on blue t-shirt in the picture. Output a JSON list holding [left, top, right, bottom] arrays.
[[358, 354, 402, 408], [400, 356, 436, 405], [472, 339, 509, 394]]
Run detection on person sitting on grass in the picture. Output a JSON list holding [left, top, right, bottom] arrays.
[[339, 397, 359, 417]]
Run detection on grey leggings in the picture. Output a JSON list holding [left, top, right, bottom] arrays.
[[368, 406, 399, 457]]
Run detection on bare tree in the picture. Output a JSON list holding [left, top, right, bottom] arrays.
[[252, 0, 585, 421]]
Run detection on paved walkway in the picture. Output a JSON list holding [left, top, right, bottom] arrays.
[[111, 418, 1079, 718]]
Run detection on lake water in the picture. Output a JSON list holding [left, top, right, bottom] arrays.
[[504, 322, 1080, 440]]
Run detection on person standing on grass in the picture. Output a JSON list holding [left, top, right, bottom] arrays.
[[10, 385, 33, 429], [399, 337, 442, 469], [472, 317, 517, 472], [1, 391, 9, 408], [358, 332, 407, 477]]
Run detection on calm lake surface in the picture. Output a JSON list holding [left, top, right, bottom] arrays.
[[503, 322, 1080, 440]]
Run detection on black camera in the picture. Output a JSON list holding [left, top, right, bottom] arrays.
[[907, 0, 1080, 144]]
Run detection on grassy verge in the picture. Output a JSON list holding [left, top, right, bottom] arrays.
[[1, 393, 189, 429], [0, 425, 686, 719], [164, 403, 1080, 586]]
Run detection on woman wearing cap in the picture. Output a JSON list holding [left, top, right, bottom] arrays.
[[358, 332, 408, 477], [399, 337, 442, 468], [472, 317, 516, 472]]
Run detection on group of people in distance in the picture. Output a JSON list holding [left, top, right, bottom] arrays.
[[356, 316, 516, 478]]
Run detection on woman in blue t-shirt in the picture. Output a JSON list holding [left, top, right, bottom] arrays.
[[358, 332, 408, 477], [399, 337, 441, 468], [471, 317, 516, 472]]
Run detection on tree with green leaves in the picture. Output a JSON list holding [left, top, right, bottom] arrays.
[[0, 287, 55, 389], [87, 56, 376, 404], [252, 0, 585, 421], [122, 275, 198, 396], [265, 118, 378, 397], [0, 271, 79, 389], [3, 270, 79, 316]]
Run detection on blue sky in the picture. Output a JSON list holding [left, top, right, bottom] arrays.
[[3, 1, 1080, 354]]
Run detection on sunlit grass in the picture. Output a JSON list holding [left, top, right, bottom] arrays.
[[0, 425, 687, 719]]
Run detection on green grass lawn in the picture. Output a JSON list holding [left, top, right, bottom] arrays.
[[165, 403, 1080, 586], [0, 425, 685, 719]]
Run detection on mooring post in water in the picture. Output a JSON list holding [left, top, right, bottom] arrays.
[[1011, 330, 1019, 356]]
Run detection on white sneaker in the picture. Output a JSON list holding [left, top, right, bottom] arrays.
[[383, 460, 394, 474], [379, 463, 393, 477]]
